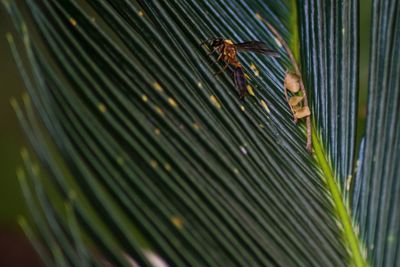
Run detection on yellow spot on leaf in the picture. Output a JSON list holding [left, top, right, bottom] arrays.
[[98, 103, 107, 113], [233, 168, 239, 175], [138, 10, 145, 16], [250, 63, 260, 76], [10, 98, 17, 110], [6, 33, 14, 44], [150, 159, 158, 169], [69, 18, 77, 26], [346, 175, 352, 191], [244, 73, 250, 80], [155, 106, 164, 116], [153, 82, 163, 93], [154, 128, 161, 135], [164, 163, 172, 172], [141, 94, 148, 102], [260, 100, 270, 113], [255, 13, 262, 20], [171, 216, 184, 229], [247, 85, 255, 96], [168, 98, 178, 108], [240, 105, 245, 112], [210, 95, 221, 108], [192, 122, 201, 130], [197, 81, 203, 88]]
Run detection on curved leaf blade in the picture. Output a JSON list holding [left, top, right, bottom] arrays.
[[298, 0, 359, 189], [352, 0, 400, 266]]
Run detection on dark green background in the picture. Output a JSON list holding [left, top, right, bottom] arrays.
[[1, 10, 27, 229]]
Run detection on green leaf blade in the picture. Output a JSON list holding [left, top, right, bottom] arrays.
[[297, 0, 359, 189], [352, 0, 400, 266]]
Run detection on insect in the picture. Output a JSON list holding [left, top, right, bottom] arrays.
[[201, 37, 279, 99]]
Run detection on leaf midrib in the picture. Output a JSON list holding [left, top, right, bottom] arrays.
[[312, 127, 366, 267]]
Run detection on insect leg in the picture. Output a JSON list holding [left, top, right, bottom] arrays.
[[208, 52, 224, 67], [213, 63, 229, 76], [234, 67, 247, 99], [200, 38, 212, 46], [207, 46, 219, 56], [200, 37, 224, 46], [216, 50, 224, 61]]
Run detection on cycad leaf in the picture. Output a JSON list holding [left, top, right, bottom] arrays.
[[298, 0, 359, 189], [352, 0, 400, 266], [4, 0, 365, 266]]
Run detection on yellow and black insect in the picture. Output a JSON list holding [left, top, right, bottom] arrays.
[[201, 37, 279, 99]]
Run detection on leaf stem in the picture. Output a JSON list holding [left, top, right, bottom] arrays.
[[312, 129, 366, 267]]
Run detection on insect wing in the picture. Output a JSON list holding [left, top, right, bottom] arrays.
[[234, 67, 247, 99], [235, 41, 279, 57]]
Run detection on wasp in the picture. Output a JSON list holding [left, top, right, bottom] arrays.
[[201, 37, 279, 99]]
